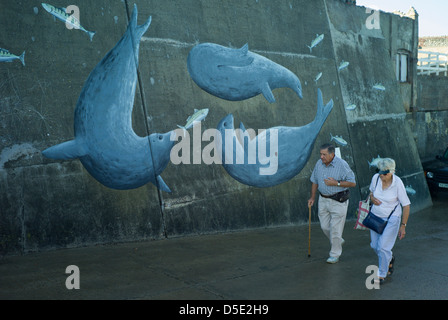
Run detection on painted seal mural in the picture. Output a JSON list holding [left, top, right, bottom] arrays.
[[216, 88, 333, 187], [42, 5, 174, 192], [187, 43, 303, 103]]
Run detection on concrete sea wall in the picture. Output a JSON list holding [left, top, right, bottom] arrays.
[[410, 75, 448, 160], [0, 0, 432, 255]]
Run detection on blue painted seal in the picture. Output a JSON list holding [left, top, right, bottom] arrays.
[[42, 5, 174, 192], [216, 89, 333, 187], [187, 43, 302, 103]]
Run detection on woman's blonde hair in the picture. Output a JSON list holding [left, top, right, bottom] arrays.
[[377, 158, 396, 173]]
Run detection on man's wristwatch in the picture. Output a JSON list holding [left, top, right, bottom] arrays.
[[337, 180, 341, 186]]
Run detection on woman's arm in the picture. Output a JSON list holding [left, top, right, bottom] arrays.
[[398, 204, 410, 240]]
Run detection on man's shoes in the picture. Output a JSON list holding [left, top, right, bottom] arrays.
[[326, 257, 339, 264]]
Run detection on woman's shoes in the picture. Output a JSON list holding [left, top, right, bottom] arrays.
[[373, 278, 386, 286], [374, 256, 395, 286], [388, 256, 395, 276]]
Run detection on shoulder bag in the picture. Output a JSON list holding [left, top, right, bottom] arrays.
[[362, 204, 399, 234], [354, 193, 370, 230], [354, 176, 379, 230]]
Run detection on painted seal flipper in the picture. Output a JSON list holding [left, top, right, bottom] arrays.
[[237, 122, 255, 143], [42, 140, 87, 160], [261, 82, 276, 103], [128, 4, 152, 63], [217, 43, 254, 68], [156, 175, 171, 193], [313, 88, 333, 128], [128, 4, 152, 39]]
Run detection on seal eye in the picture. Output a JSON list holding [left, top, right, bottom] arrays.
[[223, 122, 227, 127], [158, 135, 163, 141]]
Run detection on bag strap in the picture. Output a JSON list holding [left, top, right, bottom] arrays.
[[366, 175, 381, 201], [386, 204, 399, 220]]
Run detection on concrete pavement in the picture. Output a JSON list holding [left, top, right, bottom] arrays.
[[1, 196, 448, 300]]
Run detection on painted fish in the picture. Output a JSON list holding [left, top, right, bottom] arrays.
[[405, 185, 416, 195], [330, 133, 348, 147], [373, 83, 386, 91], [307, 34, 324, 53], [345, 104, 356, 110], [42, 3, 96, 41], [368, 155, 382, 168], [0, 48, 25, 66], [177, 108, 209, 131], [338, 60, 349, 71], [314, 72, 322, 83]]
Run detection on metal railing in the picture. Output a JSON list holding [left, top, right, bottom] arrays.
[[417, 51, 448, 76]]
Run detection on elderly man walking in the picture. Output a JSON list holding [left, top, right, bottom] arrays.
[[308, 143, 356, 263]]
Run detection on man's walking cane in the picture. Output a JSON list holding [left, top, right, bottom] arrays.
[[308, 204, 312, 258]]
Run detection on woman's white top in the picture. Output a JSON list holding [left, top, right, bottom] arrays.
[[369, 173, 411, 219]]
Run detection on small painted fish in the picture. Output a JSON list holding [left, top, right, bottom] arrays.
[[338, 60, 349, 71], [345, 104, 356, 110], [373, 83, 386, 91], [42, 3, 96, 41], [177, 108, 209, 131], [307, 34, 324, 53], [314, 72, 322, 83], [405, 185, 416, 195], [330, 133, 348, 147], [0, 48, 25, 66], [368, 155, 382, 168]]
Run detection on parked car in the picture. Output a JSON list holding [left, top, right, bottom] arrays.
[[423, 146, 448, 196]]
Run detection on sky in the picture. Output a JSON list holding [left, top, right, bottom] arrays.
[[356, 0, 448, 37]]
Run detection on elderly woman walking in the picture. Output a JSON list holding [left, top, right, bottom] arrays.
[[368, 158, 411, 285]]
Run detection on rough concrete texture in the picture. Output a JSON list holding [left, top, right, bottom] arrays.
[[417, 76, 448, 112], [0, 0, 432, 255], [411, 76, 448, 161], [409, 110, 448, 161]]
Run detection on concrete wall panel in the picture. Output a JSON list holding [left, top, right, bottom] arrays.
[[0, 0, 433, 255]]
